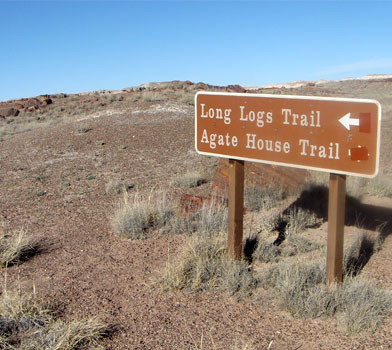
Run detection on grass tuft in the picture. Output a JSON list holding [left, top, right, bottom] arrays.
[[170, 171, 207, 188], [159, 230, 257, 296], [179, 94, 195, 105], [282, 234, 321, 256], [364, 177, 392, 197], [105, 180, 134, 194], [344, 233, 379, 276], [253, 241, 280, 263], [244, 186, 285, 212], [172, 196, 227, 234], [0, 228, 37, 267], [340, 277, 392, 335], [0, 290, 109, 349], [111, 191, 174, 239], [222, 259, 258, 297], [285, 206, 322, 236], [259, 259, 392, 333], [142, 92, 165, 102], [259, 260, 326, 317]]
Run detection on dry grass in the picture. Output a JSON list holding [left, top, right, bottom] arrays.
[[258, 258, 392, 334], [142, 91, 166, 102], [187, 329, 256, 350], [0, 290, 109, 349], [253, 235, 320, 263], [159, 230, 257, 297], [105, 180, 134, 195], [253, 241, 281, 263], [111, 191, 174, 239], [171, 196, 228, 234], [340, 277, 392, 335], [252, 207, 321, 263], [259, 260, 327, 316], [0, 228, 37, 267], [244, 185, 285, 212], [159, 230, 227, 292], [364, 176, 392, 197], [285, 206, 322, 236], [179, 94, 195, 105], [170, 171, 207, 188], [308, 169, 392, 199], [283, 234, 321, 256]]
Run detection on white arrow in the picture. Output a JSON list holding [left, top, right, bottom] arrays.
[[339, 113, 360, 130]]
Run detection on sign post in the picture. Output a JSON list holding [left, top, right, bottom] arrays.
[[195, 92, 381, 281], [327, 173, 346, 284], [228, 159, 244, 260]]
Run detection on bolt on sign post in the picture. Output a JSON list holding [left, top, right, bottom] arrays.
[[195, 92, 381, 283]]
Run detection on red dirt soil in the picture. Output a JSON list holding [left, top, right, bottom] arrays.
[[1, 80, 392, 349]]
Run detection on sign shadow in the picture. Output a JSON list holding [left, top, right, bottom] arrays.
[[281, 185, 392, 275]]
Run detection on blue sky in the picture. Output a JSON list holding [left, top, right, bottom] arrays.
[[1, 1, 392, 101]]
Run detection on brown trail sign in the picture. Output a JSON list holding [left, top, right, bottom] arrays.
[[195, 92, 381, 284], [195, 92, 380, 177]]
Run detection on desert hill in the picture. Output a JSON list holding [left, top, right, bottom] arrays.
[[1, 76, 392, 349]]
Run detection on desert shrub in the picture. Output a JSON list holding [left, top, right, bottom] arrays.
[[340, 277, 392, 335], [244, 186, 285, 212], [344, 233, 379, 276], [180, 94, 195, 105], [142, 92, 165, 102], [111, 191, 174, 239], [0, 228, 36, 267], [0, 291, 108, 349], [160, 230, 226, 291], [253, 212, 320, 263], [222, 259, 258, 297], [253, 241, 280, 263], [254, 236, 320, 263], [285, 207, 321, 236], [254, 211, 282, 234], [172, 196, 227, 234], [364, 177, 392, 197], [281, 234, 321, 256], [77, 126, 91, 134], [159, 230, 257, 296], [170, 171, 207, 188], [259, 259, 392, 333], [127, 95, 140, 103], [259, 260, 326, 316], [105, 180, 134, 194]]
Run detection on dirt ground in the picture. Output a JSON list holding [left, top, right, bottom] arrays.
[[1, 80, 392, 349]]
